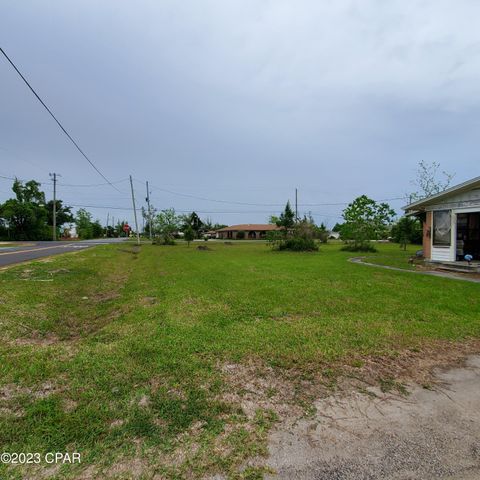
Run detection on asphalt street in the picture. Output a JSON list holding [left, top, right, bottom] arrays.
[[0, 238, 128, 268]]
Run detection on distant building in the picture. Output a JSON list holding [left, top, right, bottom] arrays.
[[216, 224, 282, 240], [61, 223, 78, 239], [205, 230, 218, 239], [328, 231, 341, 240]]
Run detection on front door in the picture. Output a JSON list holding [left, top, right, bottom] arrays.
[[456, 213, 480, 260]]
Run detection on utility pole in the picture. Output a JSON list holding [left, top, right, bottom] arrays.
[[146, 181, 153, 242], [50, 172, 58, 241], [106, 212, 109, 237], [129, 175, 140, 245], [295, 187, 298, 222]]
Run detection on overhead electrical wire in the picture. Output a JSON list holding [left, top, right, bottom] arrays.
[[0, 47, 123, 193], [65, 202, 339, 217], [139, 179, 405, 207], [57, 178, 129, 188]]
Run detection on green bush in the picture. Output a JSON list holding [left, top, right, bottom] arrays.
[[267, 221, 320, 252], [153, 236, 176, 245], [341, 242, 377, 253], [278, 237, 318, 251], [236, 230, 245, 240]]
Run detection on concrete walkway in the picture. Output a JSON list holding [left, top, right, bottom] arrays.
[[349, 257, 480, 284]]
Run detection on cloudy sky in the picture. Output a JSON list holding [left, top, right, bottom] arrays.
[[1, 0, 479, 227]]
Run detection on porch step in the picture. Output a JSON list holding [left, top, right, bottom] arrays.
[[428, 261, 480, 274]]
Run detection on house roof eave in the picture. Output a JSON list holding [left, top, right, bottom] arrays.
[[403, 175, 480, 212]]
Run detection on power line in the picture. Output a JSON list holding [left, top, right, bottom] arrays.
[[0, 47, 122, 193], [0, 174, 129, 190], [66, 203, 341, 217], [142, 180, 404, 207], [141, 181, 285, 207], [57, 178, 129, 188]]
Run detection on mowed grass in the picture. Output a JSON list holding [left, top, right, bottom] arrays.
[[359, 242, 421, 270], [0, 241, 479, 479]]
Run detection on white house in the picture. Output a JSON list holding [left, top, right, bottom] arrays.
[[403, 176, 480, 263]]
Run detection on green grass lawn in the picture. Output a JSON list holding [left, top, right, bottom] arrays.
[[0, 242, 479, 479], [359, 242, 421, 270]]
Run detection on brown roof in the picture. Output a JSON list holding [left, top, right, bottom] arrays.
[[216, 224, 282, 232]]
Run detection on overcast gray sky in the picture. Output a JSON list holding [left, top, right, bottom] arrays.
[[1, 0, 479, 227]]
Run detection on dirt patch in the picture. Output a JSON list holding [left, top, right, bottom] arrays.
[[0, 381, 62, 418], [342, 338, 480, 389], [217, 340, 480, 478], [91, 291, 121, 303], [12, 333, 60, 347], [140, 296, 157, 306], [220, 360, 308, 420], [266, 355, 480, 479], [221, 340, 480, 424], [0, 381, 60, 401]]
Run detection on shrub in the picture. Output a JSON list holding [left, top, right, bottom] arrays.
[[183, 226, 195, 246], [316, 228, 328, 243], [341, 243, 377, 253], [390, 216, 422, 249], [153, 236, 176, 246], [268, 222, 319, 252], [236, 230, 245, 240], [278, 237, 318, 251]]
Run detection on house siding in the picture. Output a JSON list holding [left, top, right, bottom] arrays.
[[431, 246, 454, 262]]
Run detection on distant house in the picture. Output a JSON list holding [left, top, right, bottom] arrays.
[[328, 231, 341, 240], [403, 176, 480, 263], [216, 224, 282, 240], [204, 230, 218, 239]]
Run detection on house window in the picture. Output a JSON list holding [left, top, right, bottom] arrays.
[[433, 210, 451, 246]]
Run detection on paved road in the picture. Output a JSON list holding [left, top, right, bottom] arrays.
[[0, 238, 129, 268]]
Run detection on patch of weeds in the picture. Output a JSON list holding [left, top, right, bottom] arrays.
[[265, 387, 277, 399], [230, 466, 275, 480], [296, 399, 317, 418], [322, 368, 336, 378], [357, 387, 378, 398], [378, 377, 408, 395], [254, 409, 277, 431], [350, 359, 364, 368]]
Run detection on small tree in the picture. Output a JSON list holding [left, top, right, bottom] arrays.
[[267, 205, 318, 251], [184, 226, 195, 246], [154, 208, 180, 245], [341, 195, 395, 252], [181, 211, 204, 238], [91, 220, 104, 239], [276, 201, 295, 231], [409, 160, 454, 202], [391, 216, 422, 250], [75, 209, 94, 240]]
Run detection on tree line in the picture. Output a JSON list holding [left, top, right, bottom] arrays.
[[0, 179, 129, 241]]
